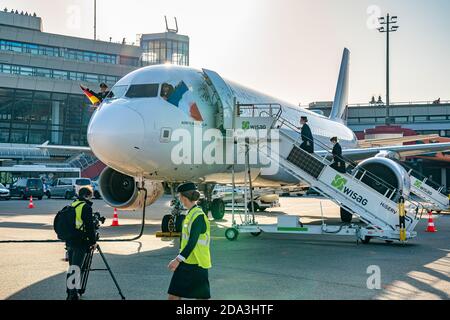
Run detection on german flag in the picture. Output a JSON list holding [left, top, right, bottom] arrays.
[[80, 85, 101, 105]]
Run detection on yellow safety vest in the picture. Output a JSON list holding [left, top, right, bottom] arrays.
[[71, 200, 86, 231], [180, 206, 211, 269]]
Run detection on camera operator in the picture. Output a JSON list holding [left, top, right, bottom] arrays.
[[66, 187, 97, 300]]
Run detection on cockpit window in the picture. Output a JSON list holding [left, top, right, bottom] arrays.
[[125, 84, 159, 98], [160, 83, 174, 100], [107, 85, 128, 100]]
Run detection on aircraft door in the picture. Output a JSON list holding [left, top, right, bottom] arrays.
[[202, 69, 235, 131]]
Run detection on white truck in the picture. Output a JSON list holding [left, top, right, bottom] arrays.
[[212, 186, 280, 212]]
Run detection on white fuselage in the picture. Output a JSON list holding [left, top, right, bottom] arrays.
[[87, 65, 357, 186]]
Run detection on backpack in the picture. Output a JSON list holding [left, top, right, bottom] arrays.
[[53, 203, 84, 241]]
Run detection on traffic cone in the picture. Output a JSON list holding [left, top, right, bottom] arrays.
[[426, 211, 437, 233], [28, 196, 34, 209], [111, 208, 120, 227]]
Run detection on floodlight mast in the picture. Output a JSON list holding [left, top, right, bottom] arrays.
[[378, 13, 399, 126]]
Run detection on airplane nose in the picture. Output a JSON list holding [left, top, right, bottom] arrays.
[[87, 104, 145, 168]]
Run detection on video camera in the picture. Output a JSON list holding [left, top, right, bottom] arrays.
[[92, 212, 106, 241], [92, 212, 106, 230]]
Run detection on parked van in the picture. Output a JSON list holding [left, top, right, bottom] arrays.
[[9, 178, 44, 200], [46, 178, 92, 199]]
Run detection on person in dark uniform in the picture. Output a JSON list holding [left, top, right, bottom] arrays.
[[65, 188, 97, 300], [300, 116, 314, 153], [168, 182, 211, 300], [97, 83, 111, 101], [330, 137, 346, 173], [82, 83, 111, 107], [160, 83, 174, 100]]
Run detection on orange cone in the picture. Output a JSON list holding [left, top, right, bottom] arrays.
[[28, 196, 35, 209], [426, 211, 437, 233], [111, 208, 120, 227]]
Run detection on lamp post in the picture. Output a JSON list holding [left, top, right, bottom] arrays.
[[378, 13, 399, 126], [94, 0, 97, 40]]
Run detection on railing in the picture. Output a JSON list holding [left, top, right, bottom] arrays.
[[399, 161, 447, 195], [275, 115, 401, 201], [346, 100, 450, 108], [236, 103, 283, 121], [274, 114, 426, 219]]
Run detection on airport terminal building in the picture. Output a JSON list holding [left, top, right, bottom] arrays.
[[0, 10, 189, 147]]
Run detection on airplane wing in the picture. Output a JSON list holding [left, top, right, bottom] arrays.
[[317, 142, 450, 162], [357, 134, 440, 148], [37, 141, 92, 152]]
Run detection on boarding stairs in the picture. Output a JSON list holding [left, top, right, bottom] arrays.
[[65, 153, 99, 170], [228, 104, 424, 243], [400, 163, 449, 212]]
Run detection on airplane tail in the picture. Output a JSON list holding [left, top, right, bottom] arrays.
[[329, 48, 350, 123]]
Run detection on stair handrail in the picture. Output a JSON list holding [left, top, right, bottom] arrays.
[[236, 103, 283, 121], [272, 114, 406, 199], [276, 114, 428, 220], [399, 161, 446, 195]]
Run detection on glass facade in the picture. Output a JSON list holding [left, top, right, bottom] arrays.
[[141, 38, 189, 66], [0, 63, 120, 84], [0, 39, 140, 66], [0, 87, 93, 146], [348, 115, 450, 125]]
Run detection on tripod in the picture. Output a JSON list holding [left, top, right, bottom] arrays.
[[79, 244, 125, 300]]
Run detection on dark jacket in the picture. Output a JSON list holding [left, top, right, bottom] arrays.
[[332, 142, 343, 163], [96, 90, 111, 102], [300, 123, 314, 152], [66, 197, 96, 247], [331, 142, 346, 173]]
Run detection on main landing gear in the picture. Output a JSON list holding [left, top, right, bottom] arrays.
[[160, 183, 226, 233], [198, 184, 225, 220]]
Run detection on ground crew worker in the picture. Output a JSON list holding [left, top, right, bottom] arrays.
[[66, 188, 97, 301], [330, 137, 346, 173], [300, 116, 314, 153], [168, 182, 211, 300]]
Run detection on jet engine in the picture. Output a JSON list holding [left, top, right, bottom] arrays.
[[99, 167, 164, 210], [354, 157, 411, 201]]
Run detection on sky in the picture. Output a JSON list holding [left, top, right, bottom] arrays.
[[2, 0, 450, 105]]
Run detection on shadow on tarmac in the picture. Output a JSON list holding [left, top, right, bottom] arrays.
[[3, 215, 450, 300]]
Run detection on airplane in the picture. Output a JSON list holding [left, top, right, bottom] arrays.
[[41, 48, 450, 231]]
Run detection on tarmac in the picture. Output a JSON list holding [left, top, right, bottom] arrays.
[[0, 195, 448, 300]]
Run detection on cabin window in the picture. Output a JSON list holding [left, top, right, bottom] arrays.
[[125, 84, 159, 98], [108, 85, 128, 99]]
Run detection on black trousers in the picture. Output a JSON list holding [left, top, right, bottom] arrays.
[[300, 141, 314, 154], [331, 162, 346, 174], [66, 244, 88, 295]]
